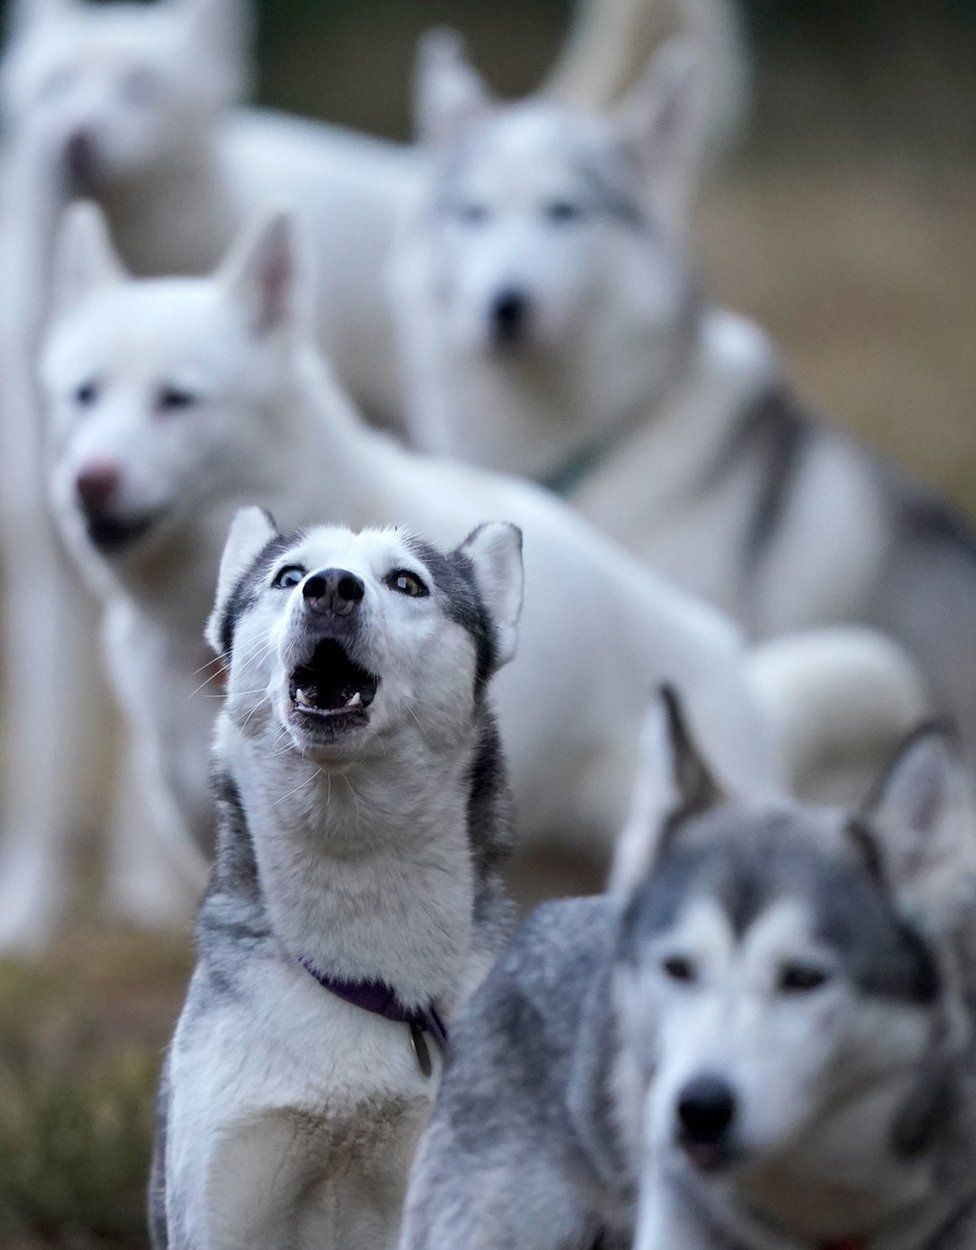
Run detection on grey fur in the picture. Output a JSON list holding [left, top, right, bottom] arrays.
[[399, 716, 976, 1250]]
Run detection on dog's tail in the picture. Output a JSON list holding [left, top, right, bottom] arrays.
[[545, 0, 750, 152], [748, 628, 932, 802]]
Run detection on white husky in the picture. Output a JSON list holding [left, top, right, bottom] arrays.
[[0, 0, 706, 950], [40, 204, 926, 925], [392, 30, 976, 777]]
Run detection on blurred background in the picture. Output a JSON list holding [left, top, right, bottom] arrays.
[[0, 2, 973, 1246]]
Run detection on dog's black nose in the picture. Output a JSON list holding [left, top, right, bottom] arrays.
[[303, 568, 365, 617], [65, 129, 99, 187], [677, 1075, 736, 1145], [490, 288, 529, 344]]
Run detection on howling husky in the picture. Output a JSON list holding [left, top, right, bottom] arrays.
[[39, 203, 925, 926], [399, 691, 976, 1250], [391, 30, 976, 775], [152, 512, 521, 1249]]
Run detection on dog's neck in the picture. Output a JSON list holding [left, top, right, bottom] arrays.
[[216, 712, 479, 1013], [95, 134, 233, 277]]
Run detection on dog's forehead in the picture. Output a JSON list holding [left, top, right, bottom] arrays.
[[47, 280, 247, 382], [451, 102, 612, 190], [281, 526, 419, 577], [624, 808, 942, 1004]]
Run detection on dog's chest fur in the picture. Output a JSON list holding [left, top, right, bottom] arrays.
[[168, 956, 435, 1249]]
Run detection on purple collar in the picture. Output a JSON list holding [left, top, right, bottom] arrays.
[[298, 956, 449, 1052]]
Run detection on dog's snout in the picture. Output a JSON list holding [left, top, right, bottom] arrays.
[[76, 462, 121, 512], [303, 568, 365, 617], [490, 288, 529, 344], [677, 1074, 736, 1146]]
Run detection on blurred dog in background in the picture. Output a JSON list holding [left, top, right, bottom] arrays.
[[0, 0, 715, 949], [399, 691, 976, 1250], [41, 201, 928, 919], [393, 25, 976, 779]]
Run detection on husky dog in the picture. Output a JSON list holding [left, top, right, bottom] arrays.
[[152, 511, 521, 1249], [41, 203, 927, 913], [392, 31, 976, 774], [399, 691, 976, 1250]]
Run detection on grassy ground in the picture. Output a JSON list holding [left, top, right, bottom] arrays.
[[0, 933, 191, 1249]]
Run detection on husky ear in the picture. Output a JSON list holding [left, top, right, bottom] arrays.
[[205, 506, 279, 656], [220, 211, 307, 340], [458, 522, 523, 669], [860, 725, 976, 894], [50, 202, 127, 321], [610, 686, 722, 895], [613, 37, 707, 231], [415, 28, 494, 147]]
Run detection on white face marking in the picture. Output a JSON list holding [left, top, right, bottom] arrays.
[[226, 526, 478, 764], [42, 275, 283, 556], [616, 895, 935, 1171], [426, 103, 686, 355]]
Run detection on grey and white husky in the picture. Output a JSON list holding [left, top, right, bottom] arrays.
[[392, 30, 976, 772], [152, 509, 522, 1249], [399, 690, 976, 1250]]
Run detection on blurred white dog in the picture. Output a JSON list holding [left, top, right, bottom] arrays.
[[391, 29, 976, 775], [0, 0, 711, 950], [41, 204, 926, 921]]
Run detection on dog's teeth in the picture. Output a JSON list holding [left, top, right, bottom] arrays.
[[295, 687, 315, 707], [345, 691, 362, 708]]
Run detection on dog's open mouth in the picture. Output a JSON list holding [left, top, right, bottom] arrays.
[[87, 513, 157, 554], [288, 639, 379, 723]]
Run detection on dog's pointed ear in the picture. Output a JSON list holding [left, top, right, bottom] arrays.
[[459, 522, 523, 669], [860, 724, 976, 894], [610, 686, 722, 895], [50, 201, 128, 321], [415, 28, 494, 146], [205, 506, 279, 656], [220, 210, 309, 340], [613, 36, 707, 231]]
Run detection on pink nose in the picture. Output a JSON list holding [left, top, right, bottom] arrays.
[[76, 462, 121, 511]]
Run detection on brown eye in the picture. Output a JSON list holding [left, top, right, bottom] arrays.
[[386, 570, 428, 598], [74, 380, 99, 407], [157, 386, 198, 413], [662, 956, 696, 984], [779, 964, 830, 994]]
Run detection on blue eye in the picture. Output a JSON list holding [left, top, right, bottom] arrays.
[[545, 200, 584, 224], [273, 565, 305, 590]]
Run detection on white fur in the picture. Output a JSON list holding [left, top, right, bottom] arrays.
[[0, 0, 696, 950], [42, 208, 799, 912]]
